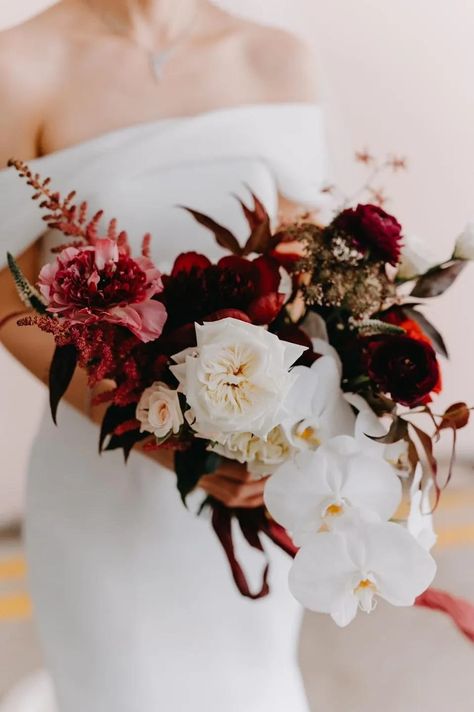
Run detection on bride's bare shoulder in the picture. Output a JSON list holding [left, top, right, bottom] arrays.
[[220, 14, 319, 102], [0, 5, 71, 161], [0, 5, 69, 107]]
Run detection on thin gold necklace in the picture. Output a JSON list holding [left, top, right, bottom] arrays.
[[83, 2, 200, 83]]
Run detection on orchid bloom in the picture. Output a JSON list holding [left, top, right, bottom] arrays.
[[407, 464, 437, 551], [282, 353, 355, 452], [348, 395, 410, 475], [289, 519, 437, 626], [264, 435, 402, 545]]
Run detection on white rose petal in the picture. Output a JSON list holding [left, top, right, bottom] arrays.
[[136, 382, 184, 439], [454, 222, 474, 260], [398, 234, 437, 280], [264, 435, 402, 545], [170, 318, 306, 439], [289, 520, 437, 626], [209, 426, 294, 478]]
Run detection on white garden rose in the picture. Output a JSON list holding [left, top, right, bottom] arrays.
[[453, 222, 474, 260], [136, 382, 184, 439], [398, 234, 437, 279], [170, 318, 306, 439], [209, 426, 295, 477]]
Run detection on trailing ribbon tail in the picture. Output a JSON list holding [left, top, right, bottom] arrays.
[[415, 587, 474, 643], [211, 503, 270, 600]]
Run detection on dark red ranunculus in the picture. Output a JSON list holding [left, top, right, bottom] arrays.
[[333, 204, 403, 266], [364, 335, 440, 406], [162, 252, 283, 327]]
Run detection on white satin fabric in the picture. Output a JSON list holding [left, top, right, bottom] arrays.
[[0, 103, 326, 712]]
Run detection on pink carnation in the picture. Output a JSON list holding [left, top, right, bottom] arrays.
[[38, 239, 167, 343]]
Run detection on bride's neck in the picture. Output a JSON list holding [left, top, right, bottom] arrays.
[[82, 0, 205, 39]]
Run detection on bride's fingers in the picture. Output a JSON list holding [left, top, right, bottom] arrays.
[[202, 474, 267, 498], [199, 475, 267, 508], [218, 460, 254, 482]]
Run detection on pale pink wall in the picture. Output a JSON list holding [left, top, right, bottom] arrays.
[[1, 0, 472, 521]]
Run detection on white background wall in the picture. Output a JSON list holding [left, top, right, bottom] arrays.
[[1, 0, 473, 522]]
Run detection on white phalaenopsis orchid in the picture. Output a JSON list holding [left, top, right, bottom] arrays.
[[170, 318, 306, 439], [282, 355, 355, 451], [264, 435, 402, 545], [453, 222, 474, 260], [398, 234, 437, 280], [352, 405, 410, 475], [289, 519, 437, 626], [407, 464, 437, 551]]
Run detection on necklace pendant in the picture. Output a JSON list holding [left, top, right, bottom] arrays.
[[150, 50, 171, 82]]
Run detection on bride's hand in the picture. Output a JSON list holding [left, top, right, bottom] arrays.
[[144, 448, 267, 509], [199, 461, 267, 509]]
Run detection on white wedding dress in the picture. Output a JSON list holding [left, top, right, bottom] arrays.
[[0, 103, 327, 712]]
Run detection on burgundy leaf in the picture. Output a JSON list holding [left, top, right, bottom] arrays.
[[411, 261, 466, 298], [439, 402, 471, 431], [402, 307, 449, 358], [239, 192, 274, 256], [181, 207, 242, 255], [368, 416, 409, 445], [49, 344, 77, 425]]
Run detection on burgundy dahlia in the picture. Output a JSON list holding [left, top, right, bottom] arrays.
[[38, 238, 167, 343], [365, 334, 440, 406], [333, 204, 403, 266]]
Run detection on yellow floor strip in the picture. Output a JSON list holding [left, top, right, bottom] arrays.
[[0, 556, 27, 580], [436, 524, 474, 549], [0, 592, 32, 621]]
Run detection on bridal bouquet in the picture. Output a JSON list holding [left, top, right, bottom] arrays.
[[5, 157, 474, 633]]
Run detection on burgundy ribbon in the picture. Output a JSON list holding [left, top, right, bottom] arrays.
[[210, 500, 474, 643], [415, 588, 474, 642], [211, 503, 296, 600]]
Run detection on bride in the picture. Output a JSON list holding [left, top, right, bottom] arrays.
[[0, 1, 326, 710]]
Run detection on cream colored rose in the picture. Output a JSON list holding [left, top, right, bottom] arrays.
[[136, 382, 184, 439], [209, 426, 295, 478], [170, 318, 306, 439], [454, 222, 474, 260]]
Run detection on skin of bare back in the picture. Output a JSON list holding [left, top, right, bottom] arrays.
[[0, 0, 318, 507]]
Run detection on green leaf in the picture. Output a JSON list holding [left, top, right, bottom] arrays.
[[174, 441, 222, 507], [357, 319, 406, 337], [410, 260, 466, 298], [49, 344, 77, 424], [6, 252, 48, 315]]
